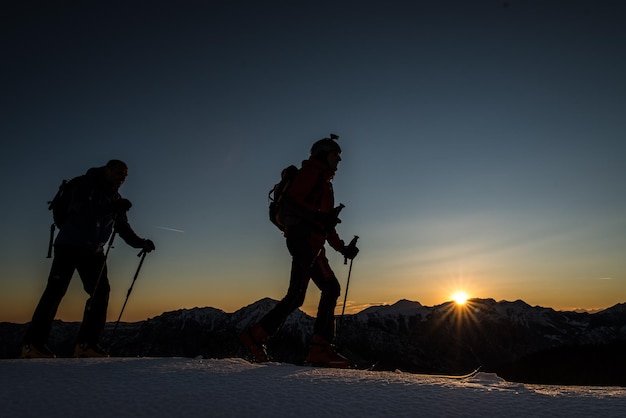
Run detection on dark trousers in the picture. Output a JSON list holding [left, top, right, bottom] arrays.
[[259, 228, 341, 342], [24, 246, 110, 346]]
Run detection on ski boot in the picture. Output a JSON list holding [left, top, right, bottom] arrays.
[[240, 323, 270, 363], [21, 343, 56, 359], [305, 334, 351, 369], [73, 342, 109, 358]]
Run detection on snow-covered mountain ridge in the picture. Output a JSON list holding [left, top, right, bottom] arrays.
[[2, 298, 625, 386]]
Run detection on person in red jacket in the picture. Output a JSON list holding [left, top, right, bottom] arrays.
[[241, 136, 359, 368]]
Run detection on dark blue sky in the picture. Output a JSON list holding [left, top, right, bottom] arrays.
[[2, 0, 625, 322]]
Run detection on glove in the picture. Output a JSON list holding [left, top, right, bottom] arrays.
[[340, 244, 359, 260], [112, 198, 132, 214], [316, 205, 345, 229], [316, 212, 341, 229], [140, 239, 156, 253]]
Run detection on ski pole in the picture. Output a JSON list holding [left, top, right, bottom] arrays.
[[87, 203, 130, 311], [86, 226, 117, 312], [337, 235, 359, 341], [47, 224, 55, 258], [109, 249, 147, 347]]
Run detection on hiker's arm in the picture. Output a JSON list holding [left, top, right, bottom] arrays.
[[114, 213, 154, 251], [326, 229, 344, 251]]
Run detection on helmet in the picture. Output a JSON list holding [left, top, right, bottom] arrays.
[[310, 134, 341, 157]]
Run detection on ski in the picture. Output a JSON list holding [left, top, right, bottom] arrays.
[[412, 367, 481, 380], [239, 356, 479, 378]]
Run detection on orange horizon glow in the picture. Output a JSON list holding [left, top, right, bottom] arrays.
[[3, 287, 622, 324]]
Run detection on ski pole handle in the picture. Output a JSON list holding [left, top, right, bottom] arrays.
[[344, 235, 359, 265]]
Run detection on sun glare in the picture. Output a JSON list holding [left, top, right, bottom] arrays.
[[452, 291, 469, 305]]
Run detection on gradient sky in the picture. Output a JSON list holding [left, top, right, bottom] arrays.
[[2, 0, 625, 323]]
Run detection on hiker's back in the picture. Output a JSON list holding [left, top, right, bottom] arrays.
[[268, 164, 299, 232]]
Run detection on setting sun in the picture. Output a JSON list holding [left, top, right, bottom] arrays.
[[452, 291, 469, 305]]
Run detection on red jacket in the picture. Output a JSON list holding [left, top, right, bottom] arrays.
[[284, 157, 344, 251]]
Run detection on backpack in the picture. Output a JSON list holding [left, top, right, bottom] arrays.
[[268, 165, 299, 231], [46, 178, 78, 257], [49, 178, 78, 227]]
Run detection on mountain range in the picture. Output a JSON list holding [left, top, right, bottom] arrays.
[[2, 298, 625, 386]]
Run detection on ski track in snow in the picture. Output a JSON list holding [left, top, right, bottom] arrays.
[[1, 357, 625, 417]]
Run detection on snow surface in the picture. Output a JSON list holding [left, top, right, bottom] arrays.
[[1, 357, 625, 417]]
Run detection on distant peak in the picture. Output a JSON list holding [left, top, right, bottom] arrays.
[[391, 299, 423, 308], [357, 299, 424, 316]]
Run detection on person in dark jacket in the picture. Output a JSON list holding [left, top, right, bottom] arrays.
[[241, 136, 359, 368], [22, 160, 155, 358]]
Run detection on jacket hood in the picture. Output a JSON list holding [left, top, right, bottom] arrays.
[[302, 156, 336, 179]]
